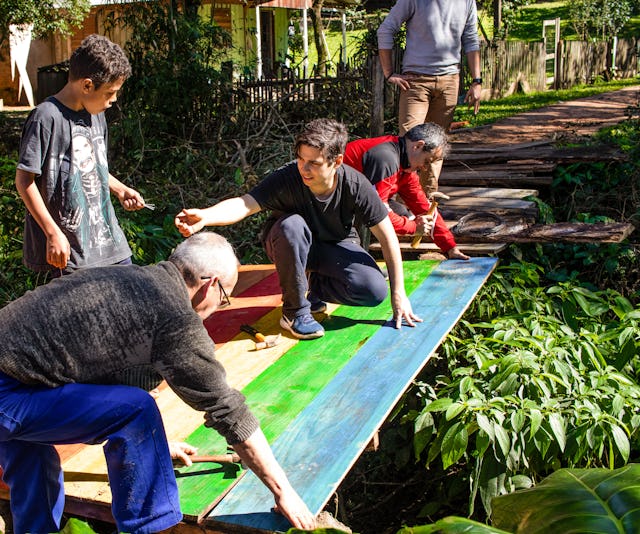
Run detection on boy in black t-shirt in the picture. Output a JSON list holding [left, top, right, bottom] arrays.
[[176, 119, 421, 339], [16, 34, 145, 275]]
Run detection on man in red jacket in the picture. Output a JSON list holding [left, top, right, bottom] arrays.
[[344, 123, 469, 260]]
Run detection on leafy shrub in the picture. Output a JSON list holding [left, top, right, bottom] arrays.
[[402, 262, 640, 517]]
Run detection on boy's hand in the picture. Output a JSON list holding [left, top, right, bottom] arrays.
[[47, 230, 71, 269], [118, 187, 145, 211]]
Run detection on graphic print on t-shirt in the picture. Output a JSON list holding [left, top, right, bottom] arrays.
[[64, 124, 115, 256]]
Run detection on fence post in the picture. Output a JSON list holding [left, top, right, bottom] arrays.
[[370, 55, 385, 137]]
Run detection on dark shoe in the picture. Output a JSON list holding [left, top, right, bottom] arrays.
[[308, 292, 327, 314], [280, 314, 325, 339]]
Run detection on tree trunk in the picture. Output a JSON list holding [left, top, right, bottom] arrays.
[[311, 0, 330, 74]]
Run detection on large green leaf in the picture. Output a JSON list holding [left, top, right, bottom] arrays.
[[396, 517, 511, 533], [491, 464, 640, 533]]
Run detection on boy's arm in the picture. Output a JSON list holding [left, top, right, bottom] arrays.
[[369, 216, 422, 329], [175, 194, 262, 237], [108, 173, 145, 211], [16, 168, 70, 269]]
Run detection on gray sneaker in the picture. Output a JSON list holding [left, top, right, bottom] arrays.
[[280, 314, 325, 339]]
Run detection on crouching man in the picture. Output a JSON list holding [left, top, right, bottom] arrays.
[[0, 232, 315, 534]]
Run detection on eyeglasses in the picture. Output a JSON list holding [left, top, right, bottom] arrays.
[[201, 277, 231, 309]]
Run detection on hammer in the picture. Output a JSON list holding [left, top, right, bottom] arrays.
[[173, 452, 242, 467], [411, 191, 450, 248], [240, 324, 282, 350]]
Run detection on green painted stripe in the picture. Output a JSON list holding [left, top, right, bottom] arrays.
[[176, 260, 438, 519]]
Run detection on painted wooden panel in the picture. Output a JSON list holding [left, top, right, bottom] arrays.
[[207, 257, 499, 532], [175, 260, 439, 520]]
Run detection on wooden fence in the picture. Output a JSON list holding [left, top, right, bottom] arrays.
[[235, 37, 638, 128]]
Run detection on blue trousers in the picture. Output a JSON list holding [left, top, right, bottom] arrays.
[[264, 214, 388, 318], [0, 372, 181, 534]]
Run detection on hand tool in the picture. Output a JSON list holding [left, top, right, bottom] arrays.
[[187, 453, 241, 464], [240, 324, 282, 350], [173, 452, 242, 467], [411, 191, 450, 248]]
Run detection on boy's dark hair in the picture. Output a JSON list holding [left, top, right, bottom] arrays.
[[294, 118, 348, 162], [68, 34, 132, 88], [404, 123, 450, 159]]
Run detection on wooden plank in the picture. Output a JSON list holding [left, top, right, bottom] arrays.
[[174, 261, 439, 521], [207, 258, 499, 532], [438, 186, 539, 199], [446, 144, 627, 164], [453, 221, 636, 244], [439, 196, 537, 211], [443, 162, 556, 175], [439, 172, 553, 189], [440, 204, 539, 220], [368, 242, 508, 257]]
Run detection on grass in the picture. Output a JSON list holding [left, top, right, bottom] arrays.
[[482, 1, 640, 41], [454, 76, 640, 127]]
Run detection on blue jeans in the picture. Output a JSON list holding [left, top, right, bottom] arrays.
[[0, 372, 181, 534], [264, 214, 388, 318]]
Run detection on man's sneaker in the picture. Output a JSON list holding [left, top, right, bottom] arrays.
[[308, 292, 327, 314], [280, 314, 325, 339]]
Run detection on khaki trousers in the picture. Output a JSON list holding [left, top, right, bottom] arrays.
[[399, 73, 460, 195]]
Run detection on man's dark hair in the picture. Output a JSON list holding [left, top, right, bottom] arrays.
[[68, 34, 132, 89], [404, 123, 450, 158], [294, 118, 348, 162]]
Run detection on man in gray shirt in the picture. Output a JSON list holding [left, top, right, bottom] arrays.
[[377, 0, 483, 192], [0, 232, 315, 533]]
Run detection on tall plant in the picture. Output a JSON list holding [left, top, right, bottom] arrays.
[[568, 0, 633, 40], [406, 262, 640, 517]]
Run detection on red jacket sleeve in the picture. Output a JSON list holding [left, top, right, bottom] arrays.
[[396, 171, 457, 252]]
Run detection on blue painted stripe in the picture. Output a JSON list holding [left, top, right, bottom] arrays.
[[207, 257, 498, 531]]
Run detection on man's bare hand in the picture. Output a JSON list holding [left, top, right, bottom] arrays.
[[273, 487, 317, 531], [464, 84, 482, 115], [386, 73, 411, 91], [415, 213, 435, 236], [391, 293, 422, 329], [169, 442, 197, 466], [447, 246, 470, 261], [175, 209, 206, 237]]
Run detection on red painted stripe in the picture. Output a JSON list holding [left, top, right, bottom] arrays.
[[204, 272, 282, 345]]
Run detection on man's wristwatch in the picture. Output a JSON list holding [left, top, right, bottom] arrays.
[[471, 77, 483, 85]]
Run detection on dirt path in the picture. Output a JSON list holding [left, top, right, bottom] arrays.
[[450, 85, 640, 146]]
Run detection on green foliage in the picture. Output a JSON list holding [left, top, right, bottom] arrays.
[[0, 0, 90, 48], [568, 0, 633, 40], [60, 517, 99, 534], [497, 0, 640, 41], [397, 518, 510, 533], [491, 465, 640, 532], [0, 153, 43, 306], [478, 0, 534, 39], [404, 262, 640, 517]]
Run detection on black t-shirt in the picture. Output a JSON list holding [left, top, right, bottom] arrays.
[[249, 161, 388, 243], [17, 97, 132, 271]]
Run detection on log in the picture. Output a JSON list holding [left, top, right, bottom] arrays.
[[439, 186, 539, 199], [452, 221, 635, 244], [447, 144, 627, 165]]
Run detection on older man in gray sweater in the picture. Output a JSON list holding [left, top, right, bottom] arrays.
[[0, 232, 314, 534]]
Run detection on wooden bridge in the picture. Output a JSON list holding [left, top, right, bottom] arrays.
[[0, 258, 497, 532]]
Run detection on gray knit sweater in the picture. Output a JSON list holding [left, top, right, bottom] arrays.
[[0, 262, 259, 444]]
